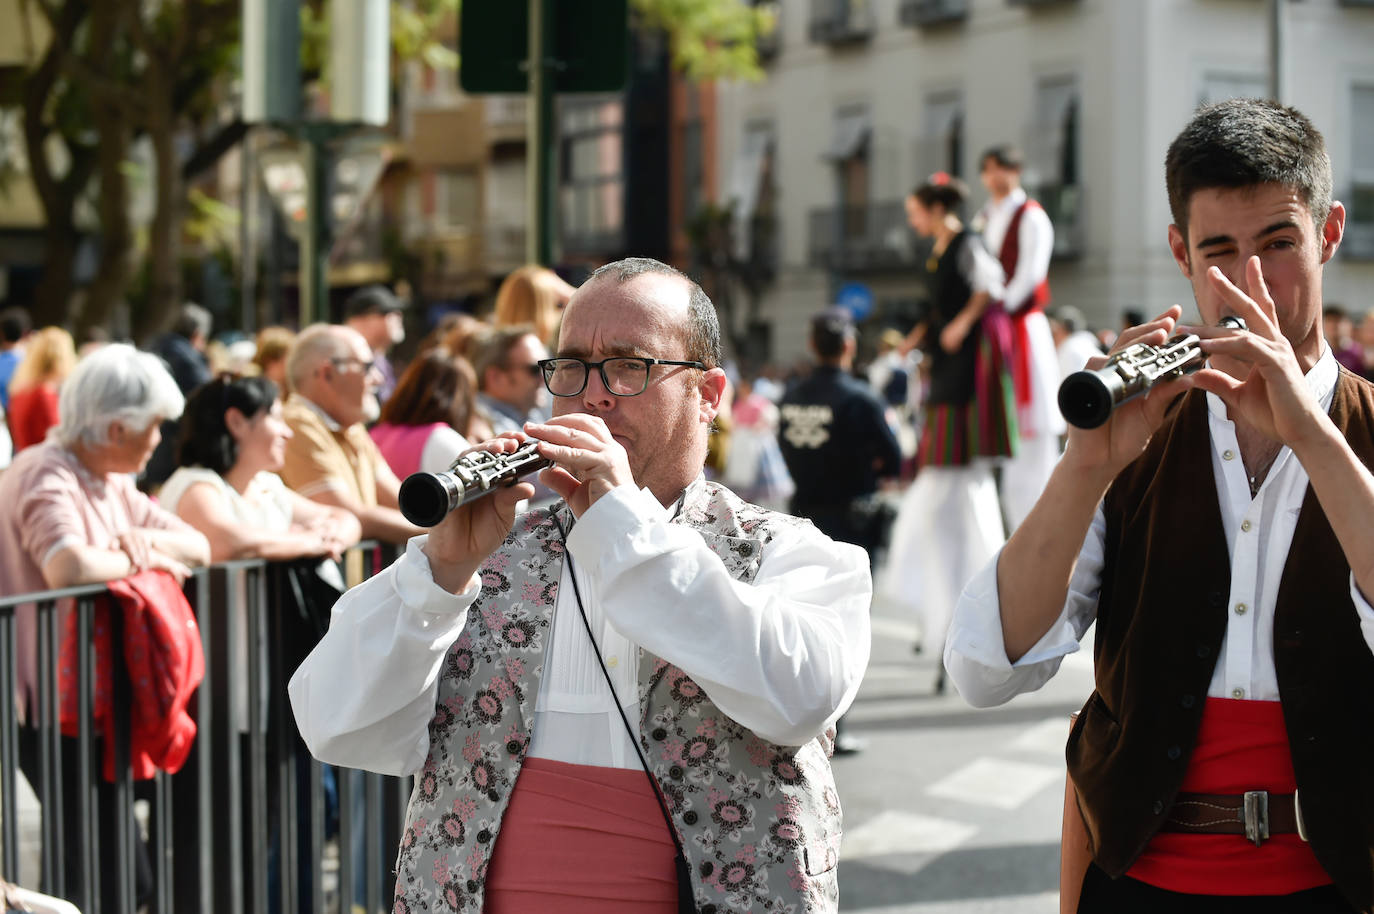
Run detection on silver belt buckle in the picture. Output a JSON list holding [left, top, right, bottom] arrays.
[[1243, 790, 1270, 847]]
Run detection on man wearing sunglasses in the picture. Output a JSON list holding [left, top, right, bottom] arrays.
[[293, 257, 872, 913]]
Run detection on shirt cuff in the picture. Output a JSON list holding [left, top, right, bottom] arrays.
[[565, 484, 667, 567], [392, 534, 481, 615]]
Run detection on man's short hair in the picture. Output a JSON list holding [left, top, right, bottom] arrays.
[[286, 324, 352, 391], [980, 145, 1024, 172], [1052, 305, 1087, 335], [0, 307, 31, 344], [586, 257, 723, 370], [470, 325, 538, 391], [173, 302, 213, 340], [1323, 305, 1349, 321], [810, 307, 855, 361], [1165, 98, 1332, 242]]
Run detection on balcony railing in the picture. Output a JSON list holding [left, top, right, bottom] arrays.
[[899, 0, 969, 28], [807, 201, 913, 272], [808, 0, 874, 45], [1, 543, 406, 914]]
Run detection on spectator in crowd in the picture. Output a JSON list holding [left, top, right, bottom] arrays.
[[1358, 311, 1374, 383], [160, 375, 360, 563], [77, 325, 109, 359], [867, 327, 914, 411], [0, 344, 209, 911], [253, 326, 297, 392], [291, 256, 871, 912], [279, 323, 421, 548], [492, 264, 576, 348], [7, 326, 77, 452], [0, 305, 32, 411], [370, 348, 484, 479], [721, 375, 794, 510], [1050, 305, 1106, 380], [151, 302, 214, 394], [343, 285, 406, 405], [471, 324, 550, 434], [1322, 304, 1364, 375]]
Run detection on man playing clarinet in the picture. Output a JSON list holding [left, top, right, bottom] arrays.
[[946, 98, 1374, 913]]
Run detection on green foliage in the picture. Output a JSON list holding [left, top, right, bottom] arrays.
[[630, 0, 776, 82]]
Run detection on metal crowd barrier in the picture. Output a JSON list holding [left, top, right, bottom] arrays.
[[0, 542, 410, 914]]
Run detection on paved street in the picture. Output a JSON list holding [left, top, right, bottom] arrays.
[[832, 594, 1097, 913]]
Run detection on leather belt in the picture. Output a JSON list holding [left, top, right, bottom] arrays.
[[1160, 790, 1308, 846]]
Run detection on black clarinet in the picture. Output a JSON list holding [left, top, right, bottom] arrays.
[[1058, 316, 1246, 430], [398, 442, 552, 527]]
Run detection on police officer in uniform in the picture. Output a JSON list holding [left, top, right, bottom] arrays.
[[779, 307, 902, 754]]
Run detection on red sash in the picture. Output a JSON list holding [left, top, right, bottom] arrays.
[[483, 757, 679, 913], [997, 199, 1051, 410], [1126, 698, 1330, 896]]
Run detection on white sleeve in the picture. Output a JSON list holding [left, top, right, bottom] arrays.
[[288, 535, 481, 775], [420, 426, 471, 475], [943, 502, 1105, 708], [1004, 204, 1054, 313], [567, 486, 873, 747], [1349, 574, 1374, 659], [959, 236, 1007, 299]]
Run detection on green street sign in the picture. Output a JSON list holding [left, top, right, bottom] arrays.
[[460, 0, 628, 94]]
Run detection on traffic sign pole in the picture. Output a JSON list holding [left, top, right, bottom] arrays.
[[527, 0, 557, 266]]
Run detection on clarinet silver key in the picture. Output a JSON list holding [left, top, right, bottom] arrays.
[[398, 442, 552, 527], [1057, 316, 1246, 429]]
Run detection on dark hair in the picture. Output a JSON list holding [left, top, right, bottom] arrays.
[[587, 257, 723, 369], [379, 349, 478, 435], [980, 145, 1024, 171], [176, 375, 279, 474], [1166, 98, 1332, 242], [810, 308, 854, 361], [0, 307, 32, 344], [1323, 305, 1349, 321], [910, 176, 970, 213]]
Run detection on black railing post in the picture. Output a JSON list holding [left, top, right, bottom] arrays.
[[0, 608, 18, 880]]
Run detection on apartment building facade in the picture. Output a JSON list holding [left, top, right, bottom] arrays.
[[715, 0, 1374, 363]]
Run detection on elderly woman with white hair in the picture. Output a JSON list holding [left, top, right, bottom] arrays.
[[0, 342, 210, 910]]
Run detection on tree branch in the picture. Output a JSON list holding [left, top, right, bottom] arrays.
[[181, 119, 246, 182]]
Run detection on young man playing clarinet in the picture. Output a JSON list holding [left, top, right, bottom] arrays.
[[946, 98, 1374, 913]]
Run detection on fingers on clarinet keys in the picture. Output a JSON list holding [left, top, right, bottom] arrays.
[[1057, 316, 1246, 430], [397, 442, 552, 527]]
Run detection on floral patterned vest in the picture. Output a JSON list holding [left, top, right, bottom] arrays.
[[392, 479, 845, 914]]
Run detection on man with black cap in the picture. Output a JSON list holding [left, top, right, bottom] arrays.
[[344, 284, 406, 404], [778, 307, 902, 754]]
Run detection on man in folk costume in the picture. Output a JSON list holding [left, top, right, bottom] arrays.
[[975, 145, 1066, 531], [946, 99, 1373, 913], [290, 257, 872, 913]]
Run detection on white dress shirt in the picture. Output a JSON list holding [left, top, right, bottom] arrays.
[[289, 483, 873, 777], [977, 187, 1054, 315], [946, 347, 1374, 708]]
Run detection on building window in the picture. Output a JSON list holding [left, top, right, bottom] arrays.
[[1029, 76, 1081, 257], [828, 106, 870, 238], [1348, 84, 1374, 258], [560, 99, 625, 248], [728, 120, 777, 265], [919, 91, 964, 181], [437, 169, 480, 231]]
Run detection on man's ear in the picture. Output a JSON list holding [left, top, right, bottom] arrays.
[[1167, 224, 1193, 279], [1320, 201, 1346, 265], [698, 367, 727, 423]]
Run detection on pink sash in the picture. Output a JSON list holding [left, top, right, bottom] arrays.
[[482, 757, 679, 913]]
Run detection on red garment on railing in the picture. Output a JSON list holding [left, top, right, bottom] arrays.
[[1126, 697, 1330, 896], [58, 569, 204, 781]]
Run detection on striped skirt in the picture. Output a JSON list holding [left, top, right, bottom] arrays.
[[918, 309, 1019, 468]]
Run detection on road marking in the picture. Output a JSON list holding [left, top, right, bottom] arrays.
[[841, 809, 978, 861], [1011, 717, 1073, 756], [926, 757, 1063, 810]]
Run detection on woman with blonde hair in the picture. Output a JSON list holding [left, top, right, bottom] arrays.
[[492, 265, 575, 346], [7, 326, 77, 452], [252, 325, 297, 391]]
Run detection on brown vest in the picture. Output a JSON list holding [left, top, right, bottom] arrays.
[[1068, 373, 1374, 912]]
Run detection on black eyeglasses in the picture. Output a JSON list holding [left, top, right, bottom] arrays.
[[538, 356, 707, 397], [331, 357, 377, 375]]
